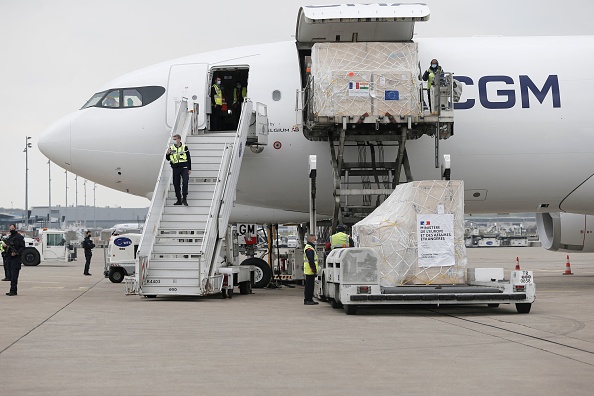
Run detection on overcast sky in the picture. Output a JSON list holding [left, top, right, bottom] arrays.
[[0, 0, 592, 211]]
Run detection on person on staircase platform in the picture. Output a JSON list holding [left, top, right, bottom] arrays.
[[422, 59, 443, 112], [166, 133, 192, 206]]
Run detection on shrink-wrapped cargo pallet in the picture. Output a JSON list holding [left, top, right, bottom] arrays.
[[352, 180, 467, 286], [311, 42, 421, 118]]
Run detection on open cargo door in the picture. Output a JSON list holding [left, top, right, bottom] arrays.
[[296, 4, 430, 46]]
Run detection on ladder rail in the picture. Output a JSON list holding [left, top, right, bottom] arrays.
[[136, 100, 191, 291]]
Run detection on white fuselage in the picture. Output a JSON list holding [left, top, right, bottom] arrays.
[[39, 36, 594, 222]]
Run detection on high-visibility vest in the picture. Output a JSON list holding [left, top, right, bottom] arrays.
[[169, 144, 188, 165], [330, 232, 349, 249], [426, 66, 443, 90], [212, 84, 223, 106], [233, 87, 247, 104], [0, 241, 5, 254], [303, 244, 319, 275]]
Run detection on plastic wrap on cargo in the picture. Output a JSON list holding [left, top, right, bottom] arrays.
[[352, 180, 467, 286], [311, 42, 421, 118]]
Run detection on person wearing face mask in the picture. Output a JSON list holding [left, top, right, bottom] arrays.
[[211, 77, 224, 131], [166, 133, 192, 206], [422, 59, 443, 112], [303, 234, 319, 306], [4, 224, 25, 296], [82, 231, 95, 276]]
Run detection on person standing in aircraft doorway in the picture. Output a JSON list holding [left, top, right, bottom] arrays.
[[166, 134, 192, 206], [211, 77, 224, 131], [422, 59, 443, 112], [232, 82, 247, 127]]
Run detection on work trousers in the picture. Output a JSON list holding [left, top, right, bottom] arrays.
[[172, 167, 189, 199], [8, 256, 21, 294], [84, 252, 92, 274], [3, 256, 10, 280], [304, 274, 316, 303], [211, 105, 222, 131]]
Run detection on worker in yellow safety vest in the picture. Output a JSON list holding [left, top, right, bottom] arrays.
[[211, 77, 224, 131], [232, 82, 247, 126], [1, 232, 10, 281], [422, 59, 443, 111], [303, 234, 319, 305], [330, 225, 355, 249], [165, 133, 192, 206]]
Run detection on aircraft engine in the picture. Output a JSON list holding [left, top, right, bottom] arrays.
[[536, 212, 594, 252]]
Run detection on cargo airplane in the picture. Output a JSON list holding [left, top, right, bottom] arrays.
[[39, 4, 594, 252]]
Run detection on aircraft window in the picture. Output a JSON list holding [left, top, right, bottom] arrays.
[[102, 90, 120, 108], [123, 89, 142, 107], [272, 90, 281, 101], [81, 91, 107, 109]]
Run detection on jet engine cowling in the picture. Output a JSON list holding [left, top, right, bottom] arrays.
[[536, 212, 594, 252]]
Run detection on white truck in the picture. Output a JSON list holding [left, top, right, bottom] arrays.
[[103, 233, 141, 283], [316, 248, 536, 315], [19, 229, 76, 266]]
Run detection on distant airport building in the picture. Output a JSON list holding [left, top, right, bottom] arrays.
[[28, 205, 148, 230]]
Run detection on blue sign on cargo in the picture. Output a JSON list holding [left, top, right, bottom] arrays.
[[384, 90, 399, 100], [114, 237, 132, 247]]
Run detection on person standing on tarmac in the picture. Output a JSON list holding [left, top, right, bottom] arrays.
[[1, 232, 11, 281], [422, 59, 443, 111], [5, 224, 25, 296], [82, 231, 95, 276], [330, 224, 355, 250], [211, 77, 224, 131], [166, 133, 192, 206], [303, 234, 319, 306]]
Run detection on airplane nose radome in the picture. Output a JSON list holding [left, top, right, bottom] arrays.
[[39, 114, 72, 168]]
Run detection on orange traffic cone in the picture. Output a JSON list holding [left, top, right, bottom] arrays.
[[515, 257, 521, 271], [563, 255, 574, 275]]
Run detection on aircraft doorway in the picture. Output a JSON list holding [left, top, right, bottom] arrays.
[[209, 67, 249, 132]]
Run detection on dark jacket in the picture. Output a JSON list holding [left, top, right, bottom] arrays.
[[83, 236, 95, 254], [6, 232, 25, 257], [305, 241, 317, 274]]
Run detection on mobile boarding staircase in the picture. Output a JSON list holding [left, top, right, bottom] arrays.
[[295, 3, 458, 229], [128, 99, 258, 297]]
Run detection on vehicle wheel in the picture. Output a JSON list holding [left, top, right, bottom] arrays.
[[516, 303, 532, 314], [241, 257, 271, 288], [344, 305, 357, 315], [239, 281, 251, 295], [109, 269, 125, 283], [21, 247, 41, 266], [331, 299, 343, 309], [488, 303, 500, 308], [228, 289, 233, 299]]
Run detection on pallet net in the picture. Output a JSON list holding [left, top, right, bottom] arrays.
[[352, 180, 467, 286], [311, 42, 421, 118]]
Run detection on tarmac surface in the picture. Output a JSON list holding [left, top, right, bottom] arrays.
[[1, 247, 594, 395]]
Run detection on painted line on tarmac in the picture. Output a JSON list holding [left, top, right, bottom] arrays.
[[0, 277, 104, 356]]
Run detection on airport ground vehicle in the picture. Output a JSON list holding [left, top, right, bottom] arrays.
[[317, 248, 536, 315], [104, 233, 140, 283], [18, 229, 76, 266]]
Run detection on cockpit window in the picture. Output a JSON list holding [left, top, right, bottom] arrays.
[[81, 91, 106, 109], [102, 90, 120, 108], [123, 89, 142, 107], [80, 86, 165, 110]]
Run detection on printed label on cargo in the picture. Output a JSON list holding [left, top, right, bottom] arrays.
[[417, 214, 455, 267], [348, 81, 370, 97], [384, 90, 400, 100]]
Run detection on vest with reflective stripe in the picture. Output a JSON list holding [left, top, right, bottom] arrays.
[[303, 244, 319, 275], [212, 84, 223, 105], [169, 144, 188, 164], [426, 66, 443, 89], [233, 87, 247, 104], [0, 242, 5, 254], [330, 232, 349, 249]]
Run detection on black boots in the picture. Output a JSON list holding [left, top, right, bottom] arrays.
[[182, 195, 188, 206], [174, 198, 182, 205]]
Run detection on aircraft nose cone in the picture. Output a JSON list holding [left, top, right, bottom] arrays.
[[38, 114, 72, 168]]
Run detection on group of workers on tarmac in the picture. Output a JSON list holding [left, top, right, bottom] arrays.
[[303, 225, 354, 306]]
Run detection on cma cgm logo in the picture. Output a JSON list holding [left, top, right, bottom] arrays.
[[455, 75, 561, 110]]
